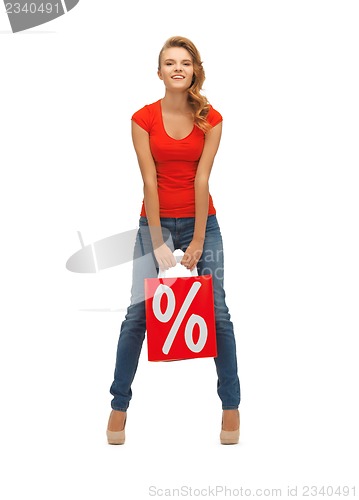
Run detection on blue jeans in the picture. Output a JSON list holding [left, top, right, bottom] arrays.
[[109, 215, 241, 410]]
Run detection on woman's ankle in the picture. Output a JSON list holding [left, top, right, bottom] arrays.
[[108, 409, 127, 431], [222, 409, 240, 431]]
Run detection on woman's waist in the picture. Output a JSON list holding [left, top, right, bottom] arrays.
[[140, 193, 216, 217]]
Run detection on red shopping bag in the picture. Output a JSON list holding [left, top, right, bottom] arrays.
[[145, 254, 217, 362]]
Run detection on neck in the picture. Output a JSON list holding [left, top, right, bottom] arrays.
[[161, 91, 190, 112]]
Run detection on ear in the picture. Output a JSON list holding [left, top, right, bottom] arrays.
[[157, 70, 163, 80]]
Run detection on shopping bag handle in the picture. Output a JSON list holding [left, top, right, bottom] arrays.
[[158, 250, 198, 278]]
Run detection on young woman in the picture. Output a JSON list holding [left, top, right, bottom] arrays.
[[107, 36, 241, 445]]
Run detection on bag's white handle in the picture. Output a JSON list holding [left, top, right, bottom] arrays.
[[158, 250, 198, 278]]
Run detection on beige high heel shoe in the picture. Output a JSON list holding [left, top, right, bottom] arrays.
[[107, 410, 127, 445], [220, 410, 240, 445]]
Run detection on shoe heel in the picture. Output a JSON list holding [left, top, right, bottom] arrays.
[[107, 413, 126, 445], [220, 411, 240, 445], [220, 428, 239, 445], [107, 428, 125, 445]]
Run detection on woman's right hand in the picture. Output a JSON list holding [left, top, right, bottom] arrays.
[[154, 243, 177, 272]]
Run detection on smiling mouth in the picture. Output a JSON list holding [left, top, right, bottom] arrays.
[[171, 76, 185, 79]]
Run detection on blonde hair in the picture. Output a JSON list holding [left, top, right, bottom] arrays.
[[158, 36, 212, 133]]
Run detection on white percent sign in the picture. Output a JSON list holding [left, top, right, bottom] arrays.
[[152, 282, 208, 355]]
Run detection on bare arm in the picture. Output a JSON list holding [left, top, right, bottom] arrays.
[[181, 121, 223, 270], [131, 121, 176, 270]]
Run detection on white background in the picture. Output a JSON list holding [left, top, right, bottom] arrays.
[[1, 1, 358, 499]]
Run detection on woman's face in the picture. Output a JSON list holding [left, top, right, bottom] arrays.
[[158, 46, 194, 92]]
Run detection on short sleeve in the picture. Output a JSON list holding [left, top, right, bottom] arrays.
[[207, 105, 223, 128], [131, 105, 151, 133]]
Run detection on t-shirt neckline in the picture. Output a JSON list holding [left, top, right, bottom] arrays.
[[158, 99, 196, 141]]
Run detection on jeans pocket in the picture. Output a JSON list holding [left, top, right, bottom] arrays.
[[206, 215, 220, 232], [139, 216, 148, 226]]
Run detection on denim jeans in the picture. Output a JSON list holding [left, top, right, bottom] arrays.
[[109, 215, 241, 411]]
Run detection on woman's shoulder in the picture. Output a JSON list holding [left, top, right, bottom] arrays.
[[131, 99, 160, 132], [132, 99, 160, 117], [206, 103, 223, 128]]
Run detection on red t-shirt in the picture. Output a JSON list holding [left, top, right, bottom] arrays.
[[131, 98, 223, 217]]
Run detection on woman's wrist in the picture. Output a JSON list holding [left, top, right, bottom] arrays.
[[192, 234, 205, 244], [148, 227, 165, 248]]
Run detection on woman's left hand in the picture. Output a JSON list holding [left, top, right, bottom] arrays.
[[181, 239, 204, 271]]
